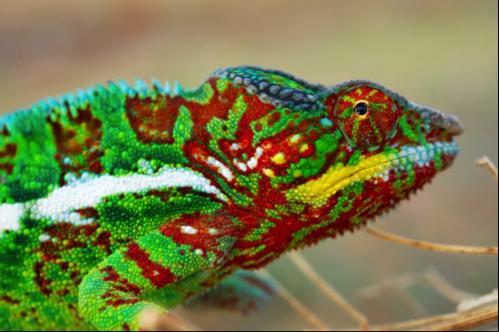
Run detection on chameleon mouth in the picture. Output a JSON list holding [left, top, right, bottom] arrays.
[[330, 140, 460, 190], [287, 141, 459, 207], [370, 141, 460, 183]]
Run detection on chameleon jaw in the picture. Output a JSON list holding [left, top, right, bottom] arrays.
[[286, 141, 459, 207]]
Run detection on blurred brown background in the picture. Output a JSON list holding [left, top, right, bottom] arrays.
[[0, 0, 497, 330]]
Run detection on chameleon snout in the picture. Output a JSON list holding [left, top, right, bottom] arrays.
[[411, 103, 464, 136]]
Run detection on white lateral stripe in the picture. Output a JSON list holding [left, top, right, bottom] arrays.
[[206, 156, 234, 181], [32, 168, 228, 219], [0, 203, 24, 233]]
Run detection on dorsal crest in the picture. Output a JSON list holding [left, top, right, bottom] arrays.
[[211, 66, 325, 111]]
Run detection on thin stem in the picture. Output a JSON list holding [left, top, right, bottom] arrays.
[[475, 155, 498, 181], [366, 226, 498, 256], [368, 311, 456, 331], [139, 309, 203, 331], [421, 304, 498, 331], [288, 251, 370, 331], [368, 304, 498, 331], [257, 269, 330, 330]]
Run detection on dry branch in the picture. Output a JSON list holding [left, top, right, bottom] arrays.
[[368, 303, 497, 331], [419, 304, 497, 331], [139, 309, 202, 331], [288, 251, 370, 330], [475, 155, 498, 181], [366, 226, 498, 255], [257, 269, 331, 330]]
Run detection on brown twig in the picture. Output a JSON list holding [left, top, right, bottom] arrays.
[[288, 251, 370, 330], [457, 289, 498, 312], [366, 226, 498, 256], [419, 304, 498, 331], [257, 269, 331, 330], [139, 308, 203, 331], [475, 155, 498, 181], [368, 310, 458, 331], [367, 303, 497, 331]]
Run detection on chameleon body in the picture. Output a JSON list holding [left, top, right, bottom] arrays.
[[0, 66, 462, 330]]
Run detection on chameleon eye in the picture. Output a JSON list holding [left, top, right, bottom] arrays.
[[353, 101, 369, 116], [334, 86, 399, 148]]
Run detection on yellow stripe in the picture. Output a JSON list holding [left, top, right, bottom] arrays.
[[286, 152, 395, 207]]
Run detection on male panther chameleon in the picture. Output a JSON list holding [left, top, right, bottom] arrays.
[[0, 66, 463, 330]]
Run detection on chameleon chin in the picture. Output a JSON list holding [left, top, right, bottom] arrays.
[[0, 66, 462, 330]]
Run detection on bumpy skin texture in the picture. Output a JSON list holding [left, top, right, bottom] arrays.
[[0, 66, 462, 330]]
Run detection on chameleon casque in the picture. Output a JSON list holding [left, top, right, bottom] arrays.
[[0, 66, 463, 330]]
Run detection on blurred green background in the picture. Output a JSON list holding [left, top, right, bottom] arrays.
[[0, 0, 497, 329]]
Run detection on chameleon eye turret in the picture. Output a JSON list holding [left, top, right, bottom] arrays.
[[328, 82, 401, 148], [0, 66, 462, 330]]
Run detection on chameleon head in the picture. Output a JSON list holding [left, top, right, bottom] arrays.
[[279, 80, 463, 231], [206, 67, 462, 240]]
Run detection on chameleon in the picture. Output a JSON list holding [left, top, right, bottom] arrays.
[[0, 66, 463, 330]]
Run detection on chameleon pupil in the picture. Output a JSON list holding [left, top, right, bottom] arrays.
[[354, 101, 368, 116]]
